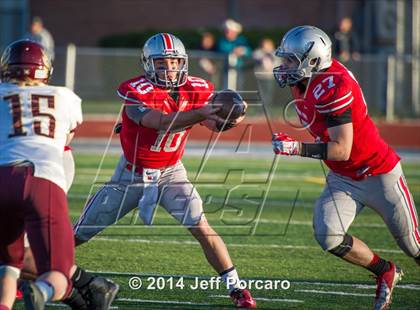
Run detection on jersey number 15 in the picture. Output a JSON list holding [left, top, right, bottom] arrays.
[[5, 94, 56, 138]]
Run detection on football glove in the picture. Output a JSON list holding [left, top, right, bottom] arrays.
[[272, 133, 301, 156]]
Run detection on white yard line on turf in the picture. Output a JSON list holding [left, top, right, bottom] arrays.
[[295, 282, 420, 290], [116, 298, 210, 306], [295, 289, 375, 297], [44, 304, 118, 309], [91, 236, 404, 254], [209, 295, 303, 303]]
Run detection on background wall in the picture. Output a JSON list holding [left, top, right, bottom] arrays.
[[27, 0, 360, 46]]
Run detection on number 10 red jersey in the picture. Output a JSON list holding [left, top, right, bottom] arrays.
[[117, 75, 213, 170]]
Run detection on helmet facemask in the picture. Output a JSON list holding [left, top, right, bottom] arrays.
[[273, 41, 319, 88], [143, 54, 188, 88]]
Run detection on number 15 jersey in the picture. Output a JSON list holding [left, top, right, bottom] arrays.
[[0, 83, 82, 191], [117, 75, 213, 170]]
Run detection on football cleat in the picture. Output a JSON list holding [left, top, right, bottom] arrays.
[[373, 262, 403, 310], [21, 281, 45, 310], [229, 288, 256, 308], [84, 277, 119, 310]]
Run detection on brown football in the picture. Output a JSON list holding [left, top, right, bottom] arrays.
[[211, 89, 246, 120]]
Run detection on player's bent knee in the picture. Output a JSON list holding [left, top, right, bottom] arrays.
[[0, 265, 21, 279], [189, 218, 215, 238], [327, 234, 353, 257], [314, 232, 341, 251], [314, 232, 352, 254]]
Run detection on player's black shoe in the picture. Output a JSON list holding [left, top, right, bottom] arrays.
[[61, 287, 88, 310], [21, 281, 45, 310], [84, 277, 120, 310]]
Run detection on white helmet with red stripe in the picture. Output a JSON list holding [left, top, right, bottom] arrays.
[[142, 33, 188, 88]]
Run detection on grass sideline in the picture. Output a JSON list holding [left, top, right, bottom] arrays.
[[16, 154, 420, 309]]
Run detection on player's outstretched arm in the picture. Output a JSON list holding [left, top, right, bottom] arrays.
[[125, 104, 224, 131]]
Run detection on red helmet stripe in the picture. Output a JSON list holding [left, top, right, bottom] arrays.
[[162, 33, 174, 50]]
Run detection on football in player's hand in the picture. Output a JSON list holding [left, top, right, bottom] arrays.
[[211, 89, 247, 120]]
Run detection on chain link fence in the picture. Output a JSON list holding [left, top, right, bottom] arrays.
[[49, 46, 420, 119]]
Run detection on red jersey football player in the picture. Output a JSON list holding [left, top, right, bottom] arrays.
[[271, 26, 419, 310], [73, 33, 255, 308]]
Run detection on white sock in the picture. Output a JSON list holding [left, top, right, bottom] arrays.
[[220, 267, 241, 293]]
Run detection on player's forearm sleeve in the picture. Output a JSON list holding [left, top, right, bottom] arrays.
[[300, 143, 328, 160]]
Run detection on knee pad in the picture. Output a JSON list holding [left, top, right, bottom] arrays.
[[315, 232, 345, 251], [328, 234, 353, 258], [0, 265, 21, 279]]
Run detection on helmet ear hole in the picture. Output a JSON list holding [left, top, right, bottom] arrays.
[[309, 58, 318, 66]]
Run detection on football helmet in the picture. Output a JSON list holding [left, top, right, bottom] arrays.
[[0, 39, 52, 83], [141, 33, 188, 88], [273, 26, 332, 87]]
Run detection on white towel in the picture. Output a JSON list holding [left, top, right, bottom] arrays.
[[137, 168, 161, 225]]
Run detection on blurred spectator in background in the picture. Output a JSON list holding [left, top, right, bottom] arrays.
[[198, 32, 217, 77], [217, 19, 252, 66], [25, 16, 55, 61], [334, 16, 360, 63], [253, 37, 277, 106], [217, 19, 252, 89]]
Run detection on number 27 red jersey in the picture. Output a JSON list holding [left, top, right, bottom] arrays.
[[291, 59, 400, 180], [117, 75, 213, 170]]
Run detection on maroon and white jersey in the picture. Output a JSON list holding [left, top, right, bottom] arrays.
[[291, 59, 399, 180], [117, 75, 213, 169], [0, 83, 82, 191]]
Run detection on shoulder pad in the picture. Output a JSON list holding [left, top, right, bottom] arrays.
[[311, 75, 353, 115]]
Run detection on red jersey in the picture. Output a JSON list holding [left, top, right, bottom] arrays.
[[291, 59, 399, 180], [117, 75, 213, 169]]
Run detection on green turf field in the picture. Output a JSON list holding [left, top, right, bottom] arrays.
[[19, 154, 420, 309]]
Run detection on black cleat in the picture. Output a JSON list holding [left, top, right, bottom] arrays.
[[84, 277, 119, 310], [61, 287, 88, 310], [21, 281, 45, 310]]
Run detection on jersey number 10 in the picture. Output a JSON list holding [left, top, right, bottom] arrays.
[[150, 131, 186, 152], [5, 94, 56, 138]]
